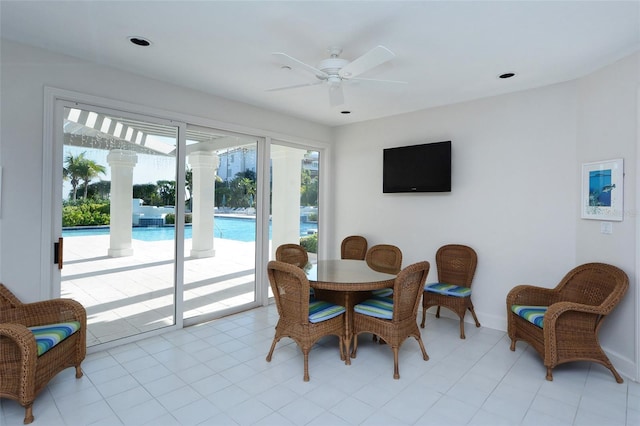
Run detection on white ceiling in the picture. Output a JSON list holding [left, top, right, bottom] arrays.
[[1, 1, 639, 127]]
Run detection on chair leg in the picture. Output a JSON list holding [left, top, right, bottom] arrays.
[[468, 305, 481, 327], [546, 367, 553, 381], [459, 317, 466, 339], [75, 365, 83, 379], [392, 346, 400, 379], [420, 307, 426, 328], [24, 404, 34, 424], [436, 306, 441, 318], [608, 365, 624, 384], [266, 338, 278, 362], [416, 336, 429, 361], [351, 334, 359, 358], [303, 352, 310, 382], [510, 339, 516, 351]]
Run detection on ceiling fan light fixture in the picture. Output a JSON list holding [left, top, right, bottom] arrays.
[[128, 36, 152, 47]]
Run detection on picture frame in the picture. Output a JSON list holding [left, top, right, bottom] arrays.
[[581, 158, 624, 221]]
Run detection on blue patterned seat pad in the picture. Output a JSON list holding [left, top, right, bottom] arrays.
[[28, 321, 81, 356], [308, 300, 345, 323], [354, 297, 393, 320], [424, 282, 471, 297], [511, 305, 547, 328]]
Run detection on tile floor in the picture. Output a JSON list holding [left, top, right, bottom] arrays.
[[1, 308, 638, 426]]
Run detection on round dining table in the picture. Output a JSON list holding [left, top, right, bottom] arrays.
[[305, 259, 396, 363]]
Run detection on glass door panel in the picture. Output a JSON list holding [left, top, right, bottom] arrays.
[[61, 105, 179, 346], [269, 143, 320, 267], [183, 126, 260, 323]]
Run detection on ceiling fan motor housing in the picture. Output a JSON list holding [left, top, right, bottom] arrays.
[[318, 58, 349, 79]]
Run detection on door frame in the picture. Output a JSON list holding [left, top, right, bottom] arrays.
[[44, 87, 188, 342], [43, 87, 332, 346]]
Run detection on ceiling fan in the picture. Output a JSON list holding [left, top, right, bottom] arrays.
[[268, 45, 406, 107]]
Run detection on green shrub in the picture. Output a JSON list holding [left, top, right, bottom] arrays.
[[62, 200, 110, 227], [165, 213, 191, 224], [300, 233, 317, 254]]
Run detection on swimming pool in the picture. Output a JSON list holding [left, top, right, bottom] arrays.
[[62, 216, 318, 242]]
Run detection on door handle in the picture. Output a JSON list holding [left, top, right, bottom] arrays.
[[54, 237, 63, 270]]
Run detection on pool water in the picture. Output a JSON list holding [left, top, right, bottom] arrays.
[[62, 216, 318, 242]]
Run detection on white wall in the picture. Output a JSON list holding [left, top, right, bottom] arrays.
[[575, 53, 639, 377], [0, 40, 332, 300], [332, 83, 578, 330], [332, 53, 638, 379]]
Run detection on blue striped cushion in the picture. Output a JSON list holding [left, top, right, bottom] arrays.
[[424, 282, 472, 297], [354, 297, 393, 320], [371, 288, 394, 298], [308, 300, 345, 323], [28, 321, 81, 356], [511, 305, 547, 328]]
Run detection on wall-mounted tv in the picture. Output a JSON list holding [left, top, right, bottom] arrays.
[[383, 141, 451, 193]]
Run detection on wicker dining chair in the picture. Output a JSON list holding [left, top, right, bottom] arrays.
[[341, 235, 368, 260], [420, 244, 480, 339], [366, 244, 402, 300], [0, 284, 87, 424], [507, 262, 629, 383], [275, 243, 309, 268], [266, 261, 347, 381], [351, 261, 430, 379]]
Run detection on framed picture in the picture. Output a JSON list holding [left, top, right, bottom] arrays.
[[581, 158, 624, 221]]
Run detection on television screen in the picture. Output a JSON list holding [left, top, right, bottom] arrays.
[[383, 141, 451, 193]]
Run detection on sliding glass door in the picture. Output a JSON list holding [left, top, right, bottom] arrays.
[[269, 142, 320, 265], [182, 126, 262, 324], [50, 92, 325, 348], [59, 103, 182, 346]]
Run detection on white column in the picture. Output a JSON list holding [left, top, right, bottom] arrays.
[[107, 149, 137, 257], [188, 151, 220, 258], [271, 146, 306, 258]]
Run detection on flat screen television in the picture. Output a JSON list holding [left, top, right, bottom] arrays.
[[383, 141, 451, 193]]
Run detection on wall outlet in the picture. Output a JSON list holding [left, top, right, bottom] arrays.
[[600, 222, 613, 234]]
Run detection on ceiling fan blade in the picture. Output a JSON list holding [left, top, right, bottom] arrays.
[[272, 52, 328, 78], [338, 45, 395, 79], [348, 77, 408, 85], [266, 81, 324, 92], [329, 84, 344, 107]]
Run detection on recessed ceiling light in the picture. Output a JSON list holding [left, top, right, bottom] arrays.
[[128, 36, 151, 47], [341, 111, 351, 114], [498, 72, 516, 79]]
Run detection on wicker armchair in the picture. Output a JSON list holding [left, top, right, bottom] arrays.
[[351, 261, 430, 379], [341, 235, 368, 260], [507, 263, 629, 383], [0, 284, 86, 424], [266, 261, 346, 381], [275, 243, 309, 268], [420, 244, 480, 339]]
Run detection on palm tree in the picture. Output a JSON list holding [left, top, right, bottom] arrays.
[[63, 152, 85, 201], [79, 158, 106, 199], [63, 152, 106, 200]]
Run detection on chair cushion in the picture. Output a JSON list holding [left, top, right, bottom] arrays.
[[308, 300, 345, 324], [511, 305, 547, 328], [28, 321, 81, 356], [424, 282, 472, 297], [371, 288, 394, 298], [354, 297, 393, 320]]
